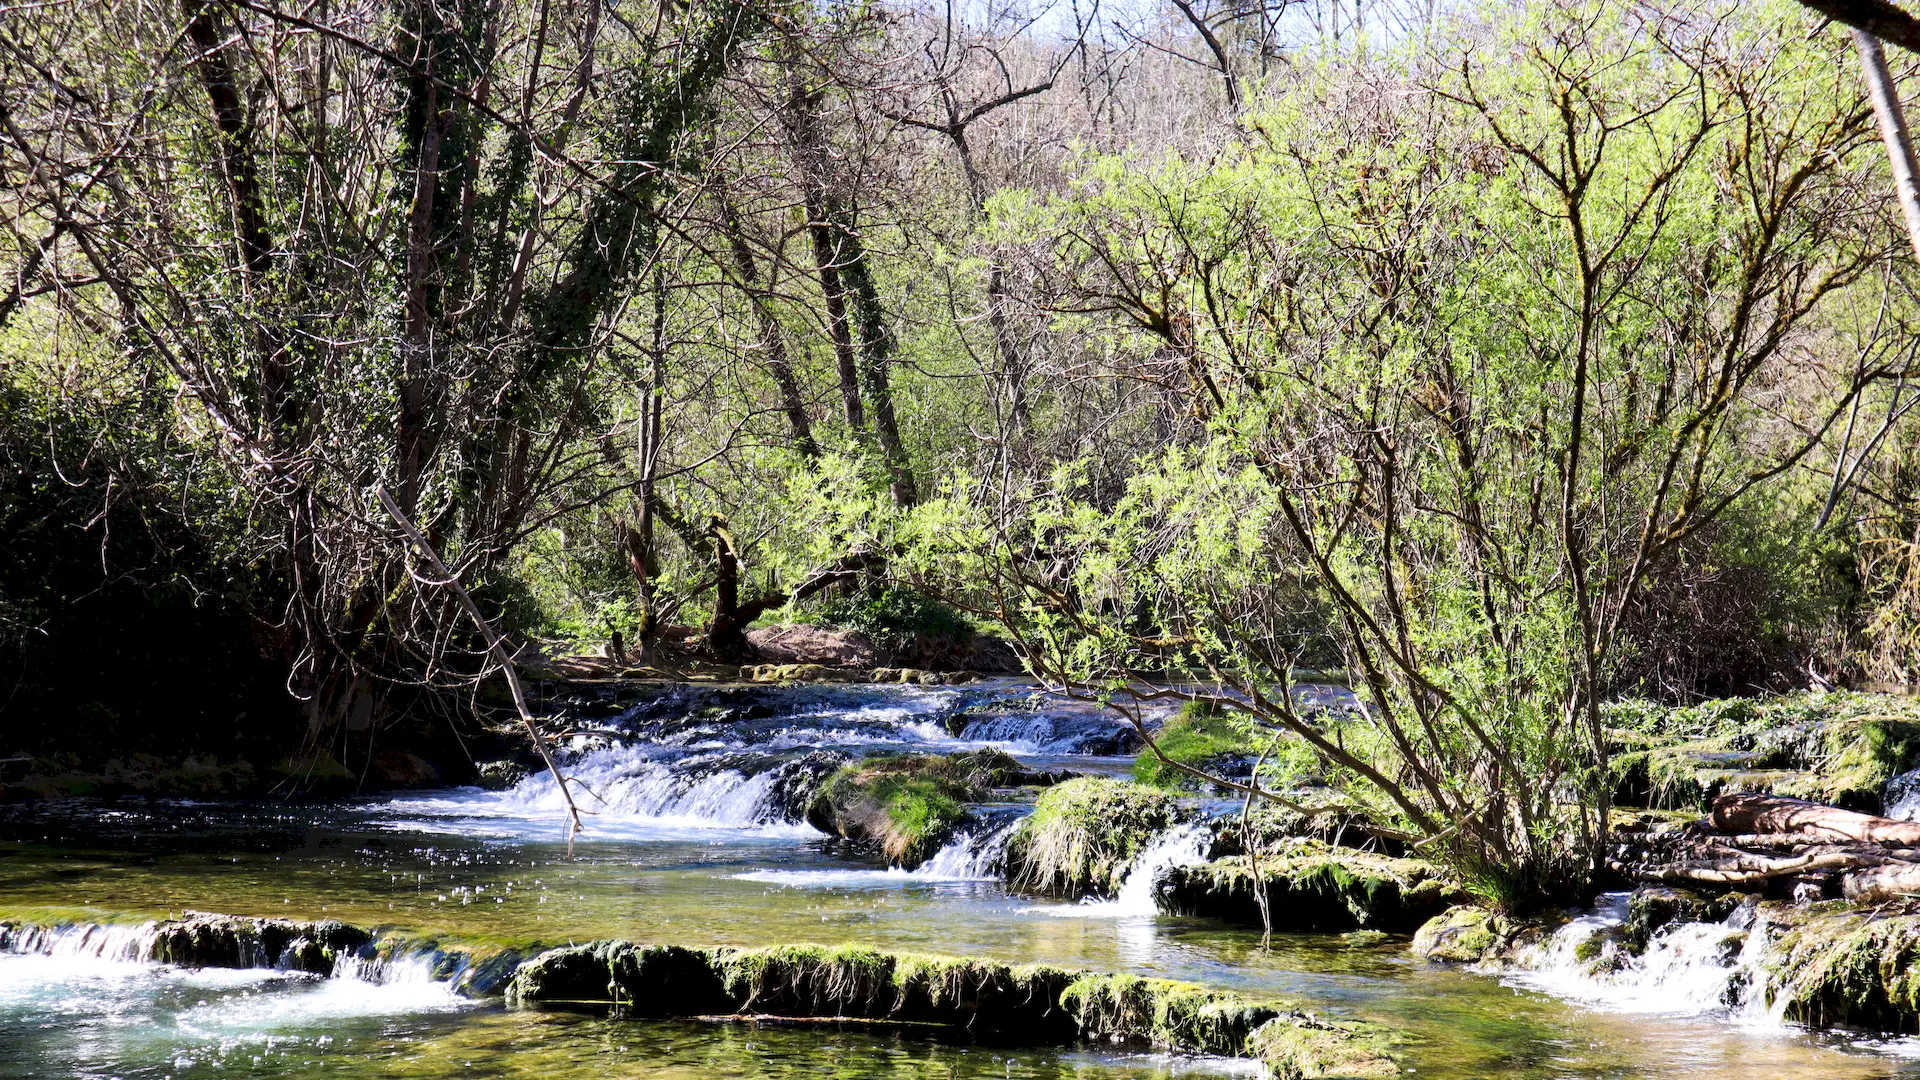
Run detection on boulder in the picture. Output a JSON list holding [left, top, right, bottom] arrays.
[[1410, 905, 1528, 964], [744, 625, 878, 668]]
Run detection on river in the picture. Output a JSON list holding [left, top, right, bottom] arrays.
[[2, 680, 1915, 1078]]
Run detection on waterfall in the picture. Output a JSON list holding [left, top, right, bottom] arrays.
[[1505, 893, 1784, 1025], [0, 919, 156, 963], [914, 820, 1020, 880], [1037, 823, 1210, 918]]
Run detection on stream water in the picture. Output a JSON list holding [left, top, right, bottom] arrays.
[[4, 680, 1919, 1079]]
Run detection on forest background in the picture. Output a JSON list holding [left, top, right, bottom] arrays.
[[2, 0, 1918, 903]]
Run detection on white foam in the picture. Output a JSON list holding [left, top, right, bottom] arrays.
[[380, 748, 824, 841], [1504, 893, 1797, 1032]]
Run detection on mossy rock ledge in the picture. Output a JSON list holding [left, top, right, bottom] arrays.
[[508, 940, 1398, 1075], [1003, 777, 1184, 898], [0, 911, 370, 975], [1761, 901, 1920, 1033], [1155, 844, 1467, 933]]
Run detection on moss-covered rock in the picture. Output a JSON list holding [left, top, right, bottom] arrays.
[[1606, 692, 1920, 814], [1761, 902, 1920, 1033], [1004, 777, 1183, 897], [1624, 887, 1740, 952], [1410, 905, 1530, 964], [508, 938, 1394, 1066], [146, 913, 369, 974], [805, 751, 1026, 866], [1155, 845, 1465, 933], [1250, 1015, 1401, 1079]]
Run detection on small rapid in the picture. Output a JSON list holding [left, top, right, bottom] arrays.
[[734, 819, 1021, 888]]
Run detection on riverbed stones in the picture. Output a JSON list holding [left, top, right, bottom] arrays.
[[1154, 844, 1466, 933]]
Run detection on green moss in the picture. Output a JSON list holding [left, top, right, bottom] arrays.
[[1059, 972, 1285, 1055], [1606, 693, 1920, 813], [1132, 702, 1246, 791], [805, 752, 1018, 866], [1155, 845, 1464, 933], [1004, 777, 1181, 897]]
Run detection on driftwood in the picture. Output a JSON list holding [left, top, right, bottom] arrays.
[[1710, 793, 1920, 847], [1610, 794, 1920, 896]]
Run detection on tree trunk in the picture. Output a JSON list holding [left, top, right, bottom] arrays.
[[1854, 29, 1920, 265]]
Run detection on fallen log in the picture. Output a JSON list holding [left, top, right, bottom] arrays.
[[1843, 862, 1920, 904], [1637, 850, 1888, 886], [1710, 793, 1920, 847]]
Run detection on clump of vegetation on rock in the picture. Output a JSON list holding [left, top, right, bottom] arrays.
[[1763, 903, 1920, 1033], [806, 751, 1026, 865], [1004, 778, 1182, 897]]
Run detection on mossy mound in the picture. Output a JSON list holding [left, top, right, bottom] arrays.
[[806, 751, 1027, 866], [1155, 844, 1464, 933], [508, 939, 1394, 1066], [1004, 777, 1183, 897], [1762, 902, 1920, 1033], [1250, 1015, 1401, 1079], [1606, 692, 1920, 814], [1133, 702, 1249, 791]]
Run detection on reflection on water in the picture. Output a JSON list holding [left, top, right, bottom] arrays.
[[3, 680, 1919, 1078]]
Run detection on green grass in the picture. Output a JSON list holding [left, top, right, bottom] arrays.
[[1132, 702, 1248, 791]]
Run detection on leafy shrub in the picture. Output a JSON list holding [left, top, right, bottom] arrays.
[[818, 587, 971, 659]]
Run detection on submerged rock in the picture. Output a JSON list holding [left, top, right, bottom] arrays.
[[1003, 778, 1184, 897], [1155, 844, 1465, 933], [1250, 1014, 1401, 1079]]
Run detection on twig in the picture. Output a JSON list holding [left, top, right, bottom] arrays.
[[377, 486, 587, 856]]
